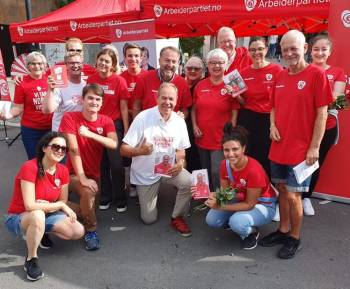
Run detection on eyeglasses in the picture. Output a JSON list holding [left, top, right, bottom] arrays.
[[249, 47, 266, 53], [186, 66, 202, 72], [219, 39, 235, 45], [67, 61, 83, 66], [208, 61, 226, 66], [29, 62, 44, 66], [68, 49, 83, 53], [47, 144, 69, 154]]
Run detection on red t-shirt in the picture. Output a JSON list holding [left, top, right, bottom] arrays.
[[325, 66, 347, 129], [133, 70, 192, 112], [269, 64, 333, 165], [87, 73, 130, 120], [120, 70, 146, 110], [59, 112, 116, 179], [193, 78, 240, 150], [8, 159, 69, 214], [225, 47, 252, 75], [240, 63, 283, 113], [14, 74, 53, 130], [220, 157, 276, 203]]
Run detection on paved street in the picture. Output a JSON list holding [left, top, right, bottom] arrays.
[[0, 125, 349, 289]]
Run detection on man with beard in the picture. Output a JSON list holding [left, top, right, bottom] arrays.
[[121, 82, 192, 237], [132, 46, 192, 119]]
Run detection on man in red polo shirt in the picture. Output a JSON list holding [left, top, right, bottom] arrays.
[[59, 83, 117, 251], [216, 27, 252, 74], [259, 30, 333, 259], [132, 46, 192, 118]]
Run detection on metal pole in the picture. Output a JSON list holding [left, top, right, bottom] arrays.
[[24, 0, 33, 20]]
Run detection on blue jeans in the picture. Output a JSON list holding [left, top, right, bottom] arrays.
[[270, 161, 311, 192], [21, 126, 51, 160], [206, 203, 276, 239], [4, 211, 66, 237]]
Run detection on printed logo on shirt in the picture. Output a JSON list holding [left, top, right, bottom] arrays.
[[96, 127, 104, 135], [275, 85, 285, 88], [128, 82, 136, 92], [72, 95, 82, 105], [201, 89, 211, 93], [33, 89, 47, 111], [244, 77, 254, 81], [327, 74, 334, 80], [265, 74, 273, 81], [297, 80, 306, 90], [100, 85, 115, 95], [240, 178, 247, 186], [153, 136, 174, 148], [341, 10, 350, 28], [220, 88, 227, 95]]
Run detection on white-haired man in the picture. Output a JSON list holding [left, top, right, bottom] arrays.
[[216, 27, 252, 74], [259, 30, 333, 259]]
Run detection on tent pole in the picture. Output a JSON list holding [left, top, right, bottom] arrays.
[[24, 0, 33, 20]]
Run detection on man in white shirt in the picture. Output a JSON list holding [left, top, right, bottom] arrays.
[[121, 82, 192, 237], [43, 53, 85, 131]]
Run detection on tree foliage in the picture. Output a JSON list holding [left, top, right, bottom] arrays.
[[179, 36, 205, 57], [55, 0, 75, 8]]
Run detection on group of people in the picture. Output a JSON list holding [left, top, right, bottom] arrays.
[[1, 26, 345, 281]]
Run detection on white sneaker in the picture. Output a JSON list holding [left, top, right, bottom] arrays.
[[273, 205, 280, 222], [303, 198, 315, 216]]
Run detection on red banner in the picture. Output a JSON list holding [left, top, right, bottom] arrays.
[[0, 50, 11, 101], [315, 0, 350, 203], [110, 19, 155, 42]]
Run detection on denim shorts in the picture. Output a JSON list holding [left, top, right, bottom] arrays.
[[4, 211, 66, 238], [270, 161, 311, 193]]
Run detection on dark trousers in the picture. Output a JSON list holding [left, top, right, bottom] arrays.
[[185, 117, 201, 173], [303, 126, 337, 198], [21, 126, 51, 160], [237, 109, 271, 178], [100, 119, 127, 206]]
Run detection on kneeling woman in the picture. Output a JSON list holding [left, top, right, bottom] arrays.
[[4, 132, 84, 281], [204, 124, 276, 250]]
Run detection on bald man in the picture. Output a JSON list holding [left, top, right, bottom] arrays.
[[216, 27, 252, 74], [259, 30, 333, 259]]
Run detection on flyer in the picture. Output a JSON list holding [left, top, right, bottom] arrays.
[[223, 69, 247, 97], [192, 169, 210, 199], [154, 151, 175, 177], [50, 65, 68, 88]]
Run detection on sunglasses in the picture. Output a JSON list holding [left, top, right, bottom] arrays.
[[186, 66, 202, 72], [68, 49, 83, 53], [47, 144, 69, 154]]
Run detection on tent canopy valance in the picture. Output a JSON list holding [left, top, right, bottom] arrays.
[[9, 0, 330, 43]]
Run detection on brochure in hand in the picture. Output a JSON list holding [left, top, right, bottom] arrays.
[[223, 69, 247, 96], [50, 65, 68, 88], [154, 151, 175, 177], [192, 169, 210, 199]]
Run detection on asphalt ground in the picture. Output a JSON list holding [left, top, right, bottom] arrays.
[[0, 125, 349, 289]]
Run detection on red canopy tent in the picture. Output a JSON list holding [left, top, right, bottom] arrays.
[[9, 0, 141, 43], [10, 0, 330, 43]]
